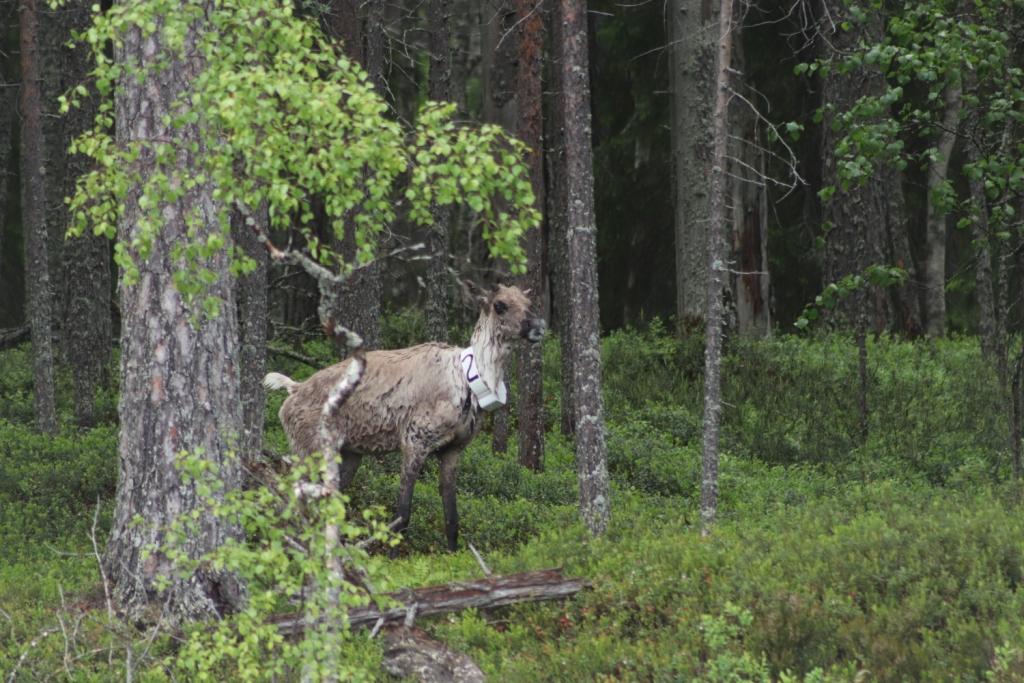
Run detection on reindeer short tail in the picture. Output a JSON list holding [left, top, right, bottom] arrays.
[[263, 372, 299, 394]]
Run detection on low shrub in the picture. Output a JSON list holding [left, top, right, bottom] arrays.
[[432, 481, 1024, 682]]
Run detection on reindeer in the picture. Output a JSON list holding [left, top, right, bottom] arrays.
[[264, 285, 546, 551]]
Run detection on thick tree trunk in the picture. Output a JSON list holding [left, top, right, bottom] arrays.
[[819, 5, 900, 333], [558, 0, 610, 536], [922, 82, 962, 337], [546, 0, 574, 437], [426, 0, 453, 343], [104, 10, 244, 621], [58, 0, 112, 428], [670, 0, 717, 331], [20, 0, 58, 434], [233, 208, 268, 463], [515, 0, 545, 471], [700, 0, 733, 535]]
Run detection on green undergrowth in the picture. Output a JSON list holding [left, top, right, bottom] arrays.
[[3, 327, 1024, 680]]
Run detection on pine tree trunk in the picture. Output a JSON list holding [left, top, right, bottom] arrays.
[[20, 0, 58, 434], [515, 0, 545, 471], [967, 143, 997, 359], [58, 0, 112, 428], [558, 0, 610, 535], [324, 0, 382, 352], [426, 0, 453, 343], [104, 10, 244, 621], [482, 0, 519, 456], [922, 82, 962, 337], [884, 178, 922, 337], [546, 0, 574, 437], [700, 0, 733, 535], [233, 208, 268, 463], [670, 0, 716, 332], [819, 4, 898, 332], [0, 69, 15, 308]]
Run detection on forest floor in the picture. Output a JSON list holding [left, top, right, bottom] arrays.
[[2, 327, 1024, 681]]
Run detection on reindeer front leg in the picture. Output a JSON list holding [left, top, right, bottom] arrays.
[[395, 442, 430, 540], [438, 446, 464, 551]]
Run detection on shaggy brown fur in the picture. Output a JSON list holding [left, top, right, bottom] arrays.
[[265, 285, 544, 550]]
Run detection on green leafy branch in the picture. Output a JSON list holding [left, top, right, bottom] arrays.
[[795, 265, 908, 330], [60, 0, 539, 313]]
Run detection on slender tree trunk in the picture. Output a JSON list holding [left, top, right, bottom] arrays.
[[483, 0, 518, 455], [515, 0, 545, 471], [20, 0, 57, 434], [884, 179, 922, 337], [558, 0, 610, 535], [700, 0, 733, 535], [321, 0, 382, 350], [0, 70, 15, 310], [426, 0, 453, 343], [233, 208, 268, 463], [670, 0, 717, 332], [104, 9, 244, 621], [922, 81, 962, 337], [59, 0, 112, 428], [546, 0, 574, 437]]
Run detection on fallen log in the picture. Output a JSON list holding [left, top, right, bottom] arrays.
[[272, 568, 589, 636], [0, 326, 29, 350]]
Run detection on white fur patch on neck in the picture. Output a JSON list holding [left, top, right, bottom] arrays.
[[460, 346, 507, 412]]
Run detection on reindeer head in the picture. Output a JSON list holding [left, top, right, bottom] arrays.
[[484, 285, 546, 344]]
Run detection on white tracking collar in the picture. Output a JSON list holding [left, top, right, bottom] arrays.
[[459, 347, 507, 412]]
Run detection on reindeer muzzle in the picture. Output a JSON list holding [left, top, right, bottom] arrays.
[[521, 318, 547, 343]]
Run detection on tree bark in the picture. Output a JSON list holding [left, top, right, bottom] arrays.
[[670, 0, 717, 332], [482, 0, 519, 456], [233, 207, 268, 463], [546, 0, 574, 437], [58, 0, 112, 428], [557, 0, 610, 536], [0, 66, 15, 312], [104, 8, 244, 621], [967, 143, 997, 360], [819, 4, 902, 333], [323, 0, 383, 353], [426, 0, 453, 343], [700, 0, 733, 535], [728, 35, 770, 336], [922, 81, 962, 337], [19, 0, 58, 434], [515, 0, 545, 471]]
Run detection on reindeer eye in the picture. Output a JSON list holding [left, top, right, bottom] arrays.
[[494, 301, 508, 315]]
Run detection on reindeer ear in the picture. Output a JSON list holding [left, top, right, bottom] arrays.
[[522, 288, 532, 296]]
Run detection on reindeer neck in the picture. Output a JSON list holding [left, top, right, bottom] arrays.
[[469, 315, 510, 392]]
